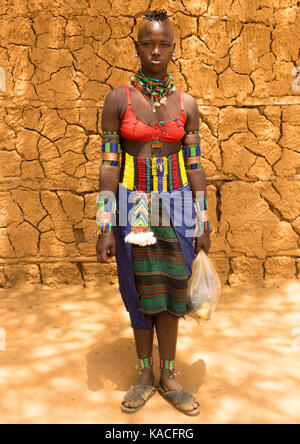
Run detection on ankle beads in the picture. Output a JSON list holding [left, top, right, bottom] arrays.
[[159, 359, 178, 378], [136, 357, 153, 374]]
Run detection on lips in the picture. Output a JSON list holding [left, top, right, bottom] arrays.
[[150, 60, 162, 64]]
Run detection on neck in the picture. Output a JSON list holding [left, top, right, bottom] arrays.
[[140, 66, 167, 80]]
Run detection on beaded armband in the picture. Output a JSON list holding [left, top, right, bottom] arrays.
[[183, 143, 203, 170], [194, 191, 211, 235], [185, 130, 199, 135], [96, 192, 116, 234], [101, 131, 121, 167], [102, 131, 119, 135]]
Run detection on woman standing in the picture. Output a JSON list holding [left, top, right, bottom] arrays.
[[96, 9, 211, 416]]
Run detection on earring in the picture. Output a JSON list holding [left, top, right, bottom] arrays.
[[135, 52, 139, 58], [171, 53, 176, 62]]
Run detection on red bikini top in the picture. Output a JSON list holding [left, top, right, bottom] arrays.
[[120, 83, 186, 142]]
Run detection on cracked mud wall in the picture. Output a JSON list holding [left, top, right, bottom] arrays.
[[0, 0, 299, 289]]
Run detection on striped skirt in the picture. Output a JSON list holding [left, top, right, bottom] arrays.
[[113, 179, 195, 330], [132, 218, 189, 319]]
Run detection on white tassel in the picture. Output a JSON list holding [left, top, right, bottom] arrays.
[[125, 230, 157, 246], [125, 191, 157, 246]]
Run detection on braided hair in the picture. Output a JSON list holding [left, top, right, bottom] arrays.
[[144, 9, 169, 22]]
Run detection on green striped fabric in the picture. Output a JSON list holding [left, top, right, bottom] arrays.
[[132, 204, 189, 318]]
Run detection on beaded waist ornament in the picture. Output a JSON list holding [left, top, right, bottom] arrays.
[[120, 150, 188, 193], [124, 191, 157, 246], [121, 150, 188, 246]]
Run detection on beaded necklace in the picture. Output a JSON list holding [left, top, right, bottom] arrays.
[[131, 68, 175, 113], [130, 69, 176, 181]]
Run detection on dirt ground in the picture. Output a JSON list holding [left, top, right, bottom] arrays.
[[0, 278, 299, 424]]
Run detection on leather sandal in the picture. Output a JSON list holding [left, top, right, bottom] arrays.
[[157, 383, 201, 416], [121, 376, 156, 413]]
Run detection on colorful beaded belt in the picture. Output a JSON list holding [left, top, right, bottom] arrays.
[[120, 150, 188, 193]]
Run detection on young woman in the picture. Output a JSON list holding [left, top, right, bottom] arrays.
[[96, 9, 211, 416]]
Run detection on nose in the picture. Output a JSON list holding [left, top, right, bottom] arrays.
[[151, 45, 160, 55]]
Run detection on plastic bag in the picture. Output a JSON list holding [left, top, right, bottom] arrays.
[[187, 250, 221, 321]]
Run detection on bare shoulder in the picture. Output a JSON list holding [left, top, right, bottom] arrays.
[[101, 84, 128, 127], [182, 91, 199, 115], [101, 84, 128, 129], [181, 91, 199, 127], [103, 84, 127, 109]]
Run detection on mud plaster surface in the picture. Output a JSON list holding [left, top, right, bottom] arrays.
[[0, 278, 299, 424], [0, 1, 300, 288]]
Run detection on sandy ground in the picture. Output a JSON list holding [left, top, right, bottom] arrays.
[[0, 278, 299, 424]]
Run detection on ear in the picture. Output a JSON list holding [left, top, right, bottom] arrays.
[[173, 42, 176, 52], [134, 39, 138, 52]]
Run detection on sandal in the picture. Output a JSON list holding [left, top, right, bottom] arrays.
[[157, 383, 201, 416], [121, 376, 156, 413]]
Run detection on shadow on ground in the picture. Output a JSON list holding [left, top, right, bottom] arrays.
[[0, 278, 299, 424], [87, 337, 206, 393]]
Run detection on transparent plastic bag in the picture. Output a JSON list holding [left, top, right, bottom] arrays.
[[187, 250, 221, 321]]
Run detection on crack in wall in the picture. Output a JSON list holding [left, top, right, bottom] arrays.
[[0, 3, 300, 287]]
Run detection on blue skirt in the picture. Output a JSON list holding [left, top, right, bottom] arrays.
[[113, 183, 196, 330]]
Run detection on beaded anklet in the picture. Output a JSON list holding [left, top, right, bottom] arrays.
[[159, 359, 178, 378], [136, 357, 153, 374]]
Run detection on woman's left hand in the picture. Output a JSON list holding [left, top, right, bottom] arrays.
[[194, 233, 210, 257]]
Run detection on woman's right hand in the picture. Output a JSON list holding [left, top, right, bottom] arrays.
[[96, 232, 116, 263]]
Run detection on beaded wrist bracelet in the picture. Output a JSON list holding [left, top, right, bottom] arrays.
[[183, 143, 203, 170], [194, 191, 212, 235], [96, 193, 116, 234]]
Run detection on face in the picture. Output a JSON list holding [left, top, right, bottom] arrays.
[[135, 19, 175, 76]]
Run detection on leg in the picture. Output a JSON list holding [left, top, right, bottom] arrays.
[[155, 312, 198, 411], [155, 311, 179, 392], [154, 311, 178, 360], [132, 321, 154, 385], [133, 317, 154, 358], [123, 317, 155, 409]]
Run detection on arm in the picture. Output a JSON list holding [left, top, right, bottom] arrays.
[[96, 89, 122, 263], [183, 95, 211, 256]]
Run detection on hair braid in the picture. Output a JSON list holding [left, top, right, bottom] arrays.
[[144, 9, 169, 22]]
